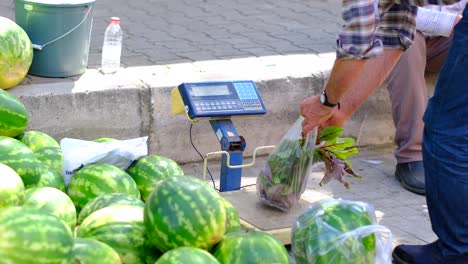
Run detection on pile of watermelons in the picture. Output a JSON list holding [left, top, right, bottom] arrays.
[[0, 88, 293, 264]]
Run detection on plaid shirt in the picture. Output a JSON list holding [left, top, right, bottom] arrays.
[[337, 0, 463, 59]]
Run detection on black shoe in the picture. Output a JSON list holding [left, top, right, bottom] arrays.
[[395, 161, 425, 195], [392, 241, 468, 264]]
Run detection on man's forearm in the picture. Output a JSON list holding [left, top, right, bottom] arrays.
[[325, 49, 404, 118]]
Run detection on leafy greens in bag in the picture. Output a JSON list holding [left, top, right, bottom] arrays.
[[257, 118, 360, 211]]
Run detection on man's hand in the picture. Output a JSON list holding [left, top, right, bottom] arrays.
[[300, 95, 334, 136]]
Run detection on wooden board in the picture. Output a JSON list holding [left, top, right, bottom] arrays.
[[220, 188, 328, 245]]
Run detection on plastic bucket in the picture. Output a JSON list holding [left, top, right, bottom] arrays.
[[14, 0, 95, 77]]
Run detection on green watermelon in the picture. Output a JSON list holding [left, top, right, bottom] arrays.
[[0, 17, 33, 89], [0, 88, 28, 137], [77, 192, 145, 225], [0, 206, 74, 264], [77, 204, 160, 264], [144, 175, 226, 252], [155, 247, 220, 264], [71, 238, 122, 264], [0, 136, 66, 191], [127, 155, 184, 201], [213, 231, 289, 264], [291, 200, 376, 264], [221, 197, 241, 234], [23, 186, 77, 230], [33, 146, 64, 174], [0, 162, 25, 208], [17, 130, 60, 151], [67, 163, 141, 212], [93, 137, 117, 143]]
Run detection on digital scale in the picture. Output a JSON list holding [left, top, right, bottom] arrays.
[[172, 80, 315, 245], [172, 80, 271, 192]]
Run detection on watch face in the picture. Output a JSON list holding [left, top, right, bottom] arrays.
[[320, 93, 326, 104]]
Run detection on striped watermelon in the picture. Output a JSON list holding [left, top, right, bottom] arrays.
[[67, 163, 141, 212], [77, 192, 145, 225], [33, 146, 64, 174], [16, 130, 60, 151], [221, 197, 241, 233], [0, 17, 33, 89], [127, 155, 184, 201], [77, 204, 160, 264], [0, 136, 66, 191], [0, 162, 25, 208], [213, 231, 289, 264], [0, 88, 28, 137], [144, 175, 226, 252], [23, 187, 77, 230], [0, 206, 74, 264], [292, 200, 376, 264], [71, 238, 122, 264], [155, 247, 220, 264]]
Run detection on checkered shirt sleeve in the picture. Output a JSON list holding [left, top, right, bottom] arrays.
[[336, 0, 462, 59]]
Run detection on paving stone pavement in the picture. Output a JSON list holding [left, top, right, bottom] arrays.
[[1, 0, 341, 67]]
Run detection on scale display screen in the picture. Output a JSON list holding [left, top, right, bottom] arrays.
[[178, 81, 266, 119], [192, 85, 230, 97]]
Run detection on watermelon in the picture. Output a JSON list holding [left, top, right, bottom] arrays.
[[0, 206, 74, 264], [71, 238, 122, 264], [0, 136, 66, 191], [33, 146, 64, 174], [16, 130, 60, 151], [213, 231, 289, 264], [155, 247, 220, 264], [144, 175, 226, 252], [0, 88, 28, 137], [291, 199, 376, 264], [0, 17, 33, 89], [67, 163, 141, 212], [221, 197, 241, 233], [0, 162, 25, 208], [23, 186, 77, 230], [77, 192, 145, 225], [77, 204, 160, 264], [127, 155, 184, 201]]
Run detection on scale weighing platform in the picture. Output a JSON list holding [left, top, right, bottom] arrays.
[[172, 80, 314, 244]]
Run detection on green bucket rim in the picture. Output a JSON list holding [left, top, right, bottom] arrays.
[[18, 0, 95, 6]]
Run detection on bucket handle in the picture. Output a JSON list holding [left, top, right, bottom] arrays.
[[32, 4, 93, 51]]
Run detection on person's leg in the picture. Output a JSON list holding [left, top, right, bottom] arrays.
[[423, 10, 468, 257], [386, 31, 454, 195], [386, 32, 428, 194], [393, 6, 468, 263]]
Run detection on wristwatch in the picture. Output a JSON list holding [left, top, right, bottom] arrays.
[[320, 90, 339, 108]]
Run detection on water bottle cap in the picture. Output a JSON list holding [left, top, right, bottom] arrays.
[[110, 17, 120, 24]]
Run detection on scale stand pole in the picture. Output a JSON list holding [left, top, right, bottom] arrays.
[[209, 119, 246, 192]]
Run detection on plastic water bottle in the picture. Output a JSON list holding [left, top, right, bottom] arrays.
[[101, 17, 122, 74]]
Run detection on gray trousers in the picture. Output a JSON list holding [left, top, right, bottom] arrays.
[[386, 31, 454, 164]]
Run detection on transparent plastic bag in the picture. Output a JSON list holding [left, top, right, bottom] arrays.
[[256, 116, 317, 211], [292, 199, 392, 264]]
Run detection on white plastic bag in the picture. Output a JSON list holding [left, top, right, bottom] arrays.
[[60, 137, 148, 186]]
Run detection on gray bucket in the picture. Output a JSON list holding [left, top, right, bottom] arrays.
[[14, 0, 95, 78]]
